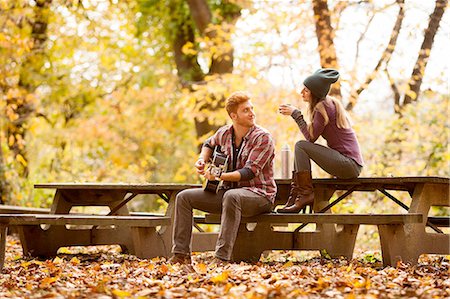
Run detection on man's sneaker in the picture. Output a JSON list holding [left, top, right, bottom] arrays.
[[168, 253, 191, 264], [212, 256, 229, 265]]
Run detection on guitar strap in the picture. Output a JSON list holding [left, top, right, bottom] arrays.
[[231, 131, 245, 188]]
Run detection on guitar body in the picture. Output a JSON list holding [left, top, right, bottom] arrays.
[[204, 147, 229, 193], [204, 180, 221, 194]]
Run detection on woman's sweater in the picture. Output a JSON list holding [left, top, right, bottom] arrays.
[[291, 99, 364, 166]]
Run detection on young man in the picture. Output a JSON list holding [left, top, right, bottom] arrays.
[[169, 91, 277, 265]]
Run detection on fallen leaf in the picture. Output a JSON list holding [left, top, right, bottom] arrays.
[[39, 277, 58, 289], [112, 289, 132, 297], [196, 263, 208, 274], [210, 270, 229, 283], [70, 257, 80, 265], [282, 260, 293, 268]]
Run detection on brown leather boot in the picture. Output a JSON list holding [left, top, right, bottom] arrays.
[[277, 171, 314, 213], [276, 171, 300, 212]]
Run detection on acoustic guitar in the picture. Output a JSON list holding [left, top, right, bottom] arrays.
[[204, 146, 229, 193]]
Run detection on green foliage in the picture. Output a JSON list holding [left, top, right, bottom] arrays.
[[361, 252, 382, 264], [210, 0, 242, 22], [136, 0, 191, 48], [362, 93, 449, 178], [320, 249, 332, 260]]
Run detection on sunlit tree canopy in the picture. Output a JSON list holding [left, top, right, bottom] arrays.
[[0, 0, 448, 208]]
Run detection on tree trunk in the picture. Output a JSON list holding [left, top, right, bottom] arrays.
[[403, 0, 447, 106], [171, 23, 204, 85], [312, 0, 341, 98], [6, 0, 52, 177], [0, 139, 7, 204], [186, 0, 212, 34], [174, 0, 240, 144], [186, 0, 238, 75]]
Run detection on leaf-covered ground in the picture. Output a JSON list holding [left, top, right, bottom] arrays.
[[1, 235, 449, 299]]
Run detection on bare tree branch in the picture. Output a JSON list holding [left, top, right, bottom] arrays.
[[403, 0, 447, 106], [346, 0, 405, 111], [384, 69, 402, 114], [186, 0, 212, 35]]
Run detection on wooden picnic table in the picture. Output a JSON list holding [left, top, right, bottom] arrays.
[[22, 183, 202, 258], [5, 176, 448, 267]]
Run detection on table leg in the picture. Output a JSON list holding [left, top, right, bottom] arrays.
[[156, 191, 176, 257], [104, 195, 133, 252], [1, 225, 7, 271], [232, 222, 292, 262], [50, 190, 73, 214], [379, 183, 450, 266], [310, 187, 359, 258], [131, 227, 169, 259], [378, 223, 409, 266]]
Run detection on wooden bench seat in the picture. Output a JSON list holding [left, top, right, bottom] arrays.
[[198, 213, 425, 265], [0, 205, 50, 214], [204, 213, 423, 225], [0, 213, 170, 271], [0, 214, 170, 226]]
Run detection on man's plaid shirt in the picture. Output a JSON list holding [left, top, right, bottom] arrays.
[[204, 124, 277, 203]]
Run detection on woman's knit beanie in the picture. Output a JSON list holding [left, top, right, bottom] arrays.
[[303, 68, 340, 99]]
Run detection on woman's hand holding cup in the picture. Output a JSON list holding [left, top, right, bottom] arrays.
[[278, 104, 297, 116]]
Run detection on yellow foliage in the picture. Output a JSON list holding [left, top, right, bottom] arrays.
[[8, 135, 15, 147], [70, 256, 80, 265], [181, 42, 197, 56], [16, 154, 28, 167], [39, 277, 58, 288], [112, 289, 132, 298], [405, 89, 417, 100], [210, 270, 229, 283], [282, 260, 293, 268], [196, 263, 208, 274]]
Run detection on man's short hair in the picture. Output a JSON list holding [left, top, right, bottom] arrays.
[[225, 91, 250, 116]]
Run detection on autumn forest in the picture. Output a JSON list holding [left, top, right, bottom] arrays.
[[1, 0, 449, 298], [0, 0, 448, 211]]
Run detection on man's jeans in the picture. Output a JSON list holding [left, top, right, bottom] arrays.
[[171, 188, 272, 260]]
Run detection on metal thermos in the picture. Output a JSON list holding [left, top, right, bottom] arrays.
[[281, 143, 291, 179]]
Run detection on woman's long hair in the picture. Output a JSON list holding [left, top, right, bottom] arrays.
[[307, 96, 352, 136]]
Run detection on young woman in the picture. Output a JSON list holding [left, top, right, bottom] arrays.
[[277, 68, 364, 213]]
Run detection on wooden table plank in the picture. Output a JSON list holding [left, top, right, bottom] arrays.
[[0, 214, 170, 226], [205, 213, 423, 224], [315, 176, 447, 184], [34, 183, 202, 192]]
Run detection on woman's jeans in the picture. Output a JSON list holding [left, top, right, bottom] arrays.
[[294, 140, 362, 179], [172, 188, 272, 260]]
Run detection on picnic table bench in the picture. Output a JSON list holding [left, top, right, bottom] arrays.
[[0, 214, 170, 270]]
